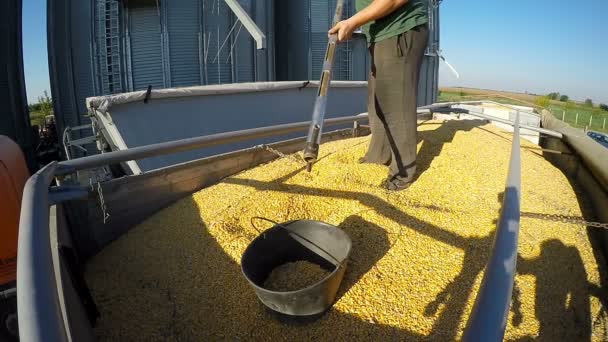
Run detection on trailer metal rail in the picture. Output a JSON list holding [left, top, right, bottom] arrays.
[[18, 106, 539, 341], [463, 112, 522, 341]]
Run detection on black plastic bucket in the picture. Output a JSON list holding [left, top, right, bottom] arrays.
[[241, 220, 352, 316]]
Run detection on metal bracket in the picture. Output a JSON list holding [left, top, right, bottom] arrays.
[[425, 48, 460, 79], [63, 124, 96, 160], [223, 0, 266, 50]]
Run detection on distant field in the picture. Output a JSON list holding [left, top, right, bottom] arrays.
[[439, 87, 539, 106], [438, 87, 608, 133]]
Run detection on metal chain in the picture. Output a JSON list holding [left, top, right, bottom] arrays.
[[258, 144, 307, 166], [523, 212, 608, 229], [90, 179, 110, 224]]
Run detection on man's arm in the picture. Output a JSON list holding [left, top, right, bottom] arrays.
[[329, 0, 409, 42]]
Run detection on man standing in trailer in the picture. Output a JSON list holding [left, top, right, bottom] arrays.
[[330, 0, 428, 191]]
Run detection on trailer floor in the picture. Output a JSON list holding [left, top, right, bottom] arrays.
[[86, 120, 608, 341]]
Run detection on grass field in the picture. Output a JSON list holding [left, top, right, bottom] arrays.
[[438, 87, 608, 133]]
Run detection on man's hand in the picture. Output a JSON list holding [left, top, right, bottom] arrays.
[[329, 0, 409, 43], [329, 19, 357, 42]]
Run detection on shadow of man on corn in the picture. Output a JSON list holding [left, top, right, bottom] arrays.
[[421, 233, 493, 341], [512, 239, 592, 341]]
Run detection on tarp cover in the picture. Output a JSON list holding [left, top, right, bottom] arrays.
[[86, 81, 367, 114]]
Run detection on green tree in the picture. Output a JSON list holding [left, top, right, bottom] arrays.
[[559, 95, 569, 102], [600, 103, 608, 112], [37, 91, 53, 117], [585, 98, 593, 107], [28, 103, 42, 112], [535, 96, 550, 109], [547, 92, 560, 100]]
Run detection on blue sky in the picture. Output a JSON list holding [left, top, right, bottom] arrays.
[[438, 0, 607, 103], [22, 0, 49, 104], [22, 0, 608, 104]]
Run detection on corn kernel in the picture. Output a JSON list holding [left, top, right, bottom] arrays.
[[263, 261, 330, 292]]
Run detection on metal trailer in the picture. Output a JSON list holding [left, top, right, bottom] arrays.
[[15, 98, 578, 341]]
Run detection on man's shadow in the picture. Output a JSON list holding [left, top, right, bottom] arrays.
[[512, 239, 598, 341], [421, 229, 493, 341], [420, 189, 601, 341]]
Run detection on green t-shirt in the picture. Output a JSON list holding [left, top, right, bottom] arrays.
[[356, 0, 428, 43]]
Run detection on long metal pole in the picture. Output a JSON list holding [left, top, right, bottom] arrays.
[[463, 112, 521, 341], [17, 162, 68, 342], [303, 0, 345, 172], [58, 103, 564, 174], [57, 114, 366, 174], [439, 108, 563, 138]]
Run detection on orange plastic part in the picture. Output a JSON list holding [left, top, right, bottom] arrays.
[[0, 135, 30, 286]]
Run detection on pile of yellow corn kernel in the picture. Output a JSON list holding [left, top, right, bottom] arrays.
[[86, 120, 607, 341], [263, 261, 331, 292]]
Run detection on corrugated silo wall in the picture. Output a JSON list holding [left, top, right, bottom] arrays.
[[111, 0, 265, 92], [418, 2, 440, 106], [48, 0, 96, 157], [275, 0, 440, 106], [275, 0, 368, 82], [0, 0, 35, 169]]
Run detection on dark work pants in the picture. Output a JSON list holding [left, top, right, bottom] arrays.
[[364, 25, 429, 182]]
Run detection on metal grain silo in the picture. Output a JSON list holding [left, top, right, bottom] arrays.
[[275, 0, 370, 82], [114, 0, 268, 91], [124, 0, 165, 90], [48, 0, 97, 156], [418, 0, 440, 106], [0, 0, 35, 168]]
